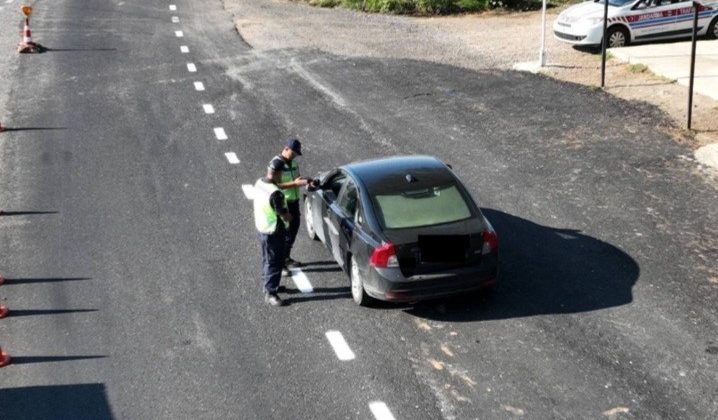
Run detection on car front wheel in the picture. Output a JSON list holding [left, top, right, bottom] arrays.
[[304, 197, 319, 241], [708, 17, 718, 40], [606, 26, 629, 48], [350, 256, 372, 306]]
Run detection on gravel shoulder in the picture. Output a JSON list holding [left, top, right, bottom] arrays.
[[222, 0, 717, 148]]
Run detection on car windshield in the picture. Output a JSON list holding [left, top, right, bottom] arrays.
[[373, 184, 472, 229], [594, 0, 635, 6]]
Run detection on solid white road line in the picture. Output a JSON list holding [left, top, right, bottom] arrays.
[[225, 152, 240, 164], [288, 268, 313, 293], [187, 63, 197, 72], [369, 402, 396, 420], [174, 30, 183, 38], [169, 5, 177, 11], [194, 81, 205, 91], [214, 127, 228, 140], [180, 45, 189, 53], [172, 16, 179, 23], [325, 331, 356, 361], [203, 104, 215, 114], [241, 184, 255, 200]]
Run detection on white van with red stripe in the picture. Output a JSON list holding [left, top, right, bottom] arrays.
[[554, 0, 718, 48]]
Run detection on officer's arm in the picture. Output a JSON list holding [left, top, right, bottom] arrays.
[[275, 176, 307, 189], [270, 191, 293, 222]]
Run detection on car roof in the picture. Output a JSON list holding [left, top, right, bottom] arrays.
[[342, 155, 456, 195]]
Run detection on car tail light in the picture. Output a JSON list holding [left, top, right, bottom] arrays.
[[370, 242, 399, 268], [482, 230, 498, 255]]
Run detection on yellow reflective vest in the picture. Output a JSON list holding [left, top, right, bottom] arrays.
[[253, 179, 289, 234], [275, 157, 300, 202]]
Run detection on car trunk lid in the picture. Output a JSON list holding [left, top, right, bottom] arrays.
[[382, 217, 486, 277]]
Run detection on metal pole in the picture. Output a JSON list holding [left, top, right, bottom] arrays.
[[539, 0, 547, 66], [601, 0, 610, 88], [687, 1, 699, 130]]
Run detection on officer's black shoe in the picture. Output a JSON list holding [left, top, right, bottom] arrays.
[[285, 257, 303, 267], [264, 293, 284, 307], [277, 285, 287, 293]]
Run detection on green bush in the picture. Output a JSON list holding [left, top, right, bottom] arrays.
[[457, 0, 491, 11]]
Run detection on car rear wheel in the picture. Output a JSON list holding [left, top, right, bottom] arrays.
[[304, 197, 319, 241], [606, 26, 629, 48], [709, 17, 718, 40], [350, 256, 372, 306]]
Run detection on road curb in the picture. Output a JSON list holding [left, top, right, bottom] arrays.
[[695, 143, 718, 171]]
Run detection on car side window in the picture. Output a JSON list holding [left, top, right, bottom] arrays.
[[355, 202, 364, 225], [337, 180, 358, 219], [324, 173, 346, 202]]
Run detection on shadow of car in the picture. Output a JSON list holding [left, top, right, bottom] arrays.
[[407, 208, 639, 321]]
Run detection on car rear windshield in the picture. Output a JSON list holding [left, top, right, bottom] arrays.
[[373, 184, 473, 229]]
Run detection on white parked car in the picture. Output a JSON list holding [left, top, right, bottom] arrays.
[[554, 0, 718, 48]]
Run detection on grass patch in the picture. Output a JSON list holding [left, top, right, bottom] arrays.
[[317, 0, 342, 6], [628, 63, 648, 73], [302, 0, 569, 14], [593, 50, 615, 60]]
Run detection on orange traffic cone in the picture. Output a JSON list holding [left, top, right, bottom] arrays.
[[0, 275, 4, 285], [0, 121, 5, 132], [17, 17, 43, 53], [0, 304, 8, 318], [0, 346, 11, 368]]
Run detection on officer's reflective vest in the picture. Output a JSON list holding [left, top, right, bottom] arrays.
[[253, 179, 289, 234], [275, 156, 300, 202]]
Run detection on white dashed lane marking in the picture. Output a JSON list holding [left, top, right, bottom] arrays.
[[214, 127, 228, 140], [288, 268, 313, 293], [225, 152, 240, 164], [167, 16, 394, 418], [325, 331, 356, 361], [241, 184, 255, 200], [169, 5, 176, 11], [369, 402, 396, 420]]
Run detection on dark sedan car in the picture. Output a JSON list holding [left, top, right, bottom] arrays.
[[303, 155, 499, 306]]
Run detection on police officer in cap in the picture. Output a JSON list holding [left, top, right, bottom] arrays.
[[254, 165, 293, 306], [268, 138, 309, 270]]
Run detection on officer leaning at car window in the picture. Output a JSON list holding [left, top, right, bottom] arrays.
[[268, 138, 309, 271], [254, 165, 293, 307]]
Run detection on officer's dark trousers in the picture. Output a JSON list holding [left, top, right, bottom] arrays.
[[260, 231, 286, 294], [285, 200, 300, 259]]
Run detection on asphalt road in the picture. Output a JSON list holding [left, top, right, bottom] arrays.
[[1, 0, 717, 419]]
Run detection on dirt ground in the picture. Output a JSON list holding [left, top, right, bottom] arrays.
[[222, 0, 717, 146]]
